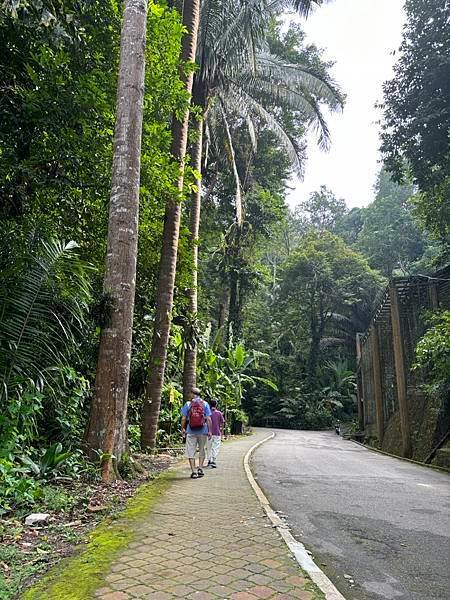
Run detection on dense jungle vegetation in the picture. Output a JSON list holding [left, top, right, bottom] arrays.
[[0, 0, 449, 543]]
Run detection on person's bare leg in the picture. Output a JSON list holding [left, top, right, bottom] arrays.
[[189, 458, 196, 472]]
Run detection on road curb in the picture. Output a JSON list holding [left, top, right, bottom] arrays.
[[243, 432, 347, 600], [348, 439, 450, 474]]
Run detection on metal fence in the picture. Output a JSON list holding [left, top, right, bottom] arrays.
[[356, 265, 450, 461]]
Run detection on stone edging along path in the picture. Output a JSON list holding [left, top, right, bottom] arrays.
[[24, 431, 340, 599], [245, 431, 346, 600]]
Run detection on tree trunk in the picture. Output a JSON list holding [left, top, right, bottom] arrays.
[[85, 0, 147, 480], [227, 225, 244, 343], [140, 0, 201, 450], [307, 284, 319, 377], [182, 118, 203, 403], [228, 266, 239, 343], [308, 290, 325, 378], [218, 286, 230, 330]]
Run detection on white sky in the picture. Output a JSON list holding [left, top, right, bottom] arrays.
[[287, 0, 406, 209]]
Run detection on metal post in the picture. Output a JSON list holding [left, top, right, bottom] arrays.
[[371, 324, 384, 446], [356, 334, 364, 430], [390, 283, 411, 458], [430, 283, 439, 309]]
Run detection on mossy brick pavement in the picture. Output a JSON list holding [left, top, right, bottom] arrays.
[[25, 432, 324, 600]]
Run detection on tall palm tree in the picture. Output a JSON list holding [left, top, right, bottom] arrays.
[[142, 0, 336, 445], [140, 0, 202, 450], [181, 0, 343, 400], [84, 0, 147, 480]]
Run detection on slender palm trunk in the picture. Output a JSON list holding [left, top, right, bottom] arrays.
[[182, 118, 203, 403], [218, 286, 230, 329], [226, 225, 243, 343], [85, 0, 147, 480], [140, 0, 201, 450]]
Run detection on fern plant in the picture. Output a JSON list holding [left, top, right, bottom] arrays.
[[0, 238, 92, 450]]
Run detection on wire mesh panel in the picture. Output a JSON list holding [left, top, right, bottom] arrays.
[[357, 265, 450, 459], [360, 334, 375, 431], [378, 317, 397, 422], [402, 282, 433, 390]]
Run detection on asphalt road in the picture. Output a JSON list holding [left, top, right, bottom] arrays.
[[252, 429, 450, 600]]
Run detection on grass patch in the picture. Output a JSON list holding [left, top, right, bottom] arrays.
[[22, 471, 174, 600], [304, 577, 326, 600], [0, 545, 46, 600]]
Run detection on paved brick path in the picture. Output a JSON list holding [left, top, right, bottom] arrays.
[[95, 432, 322, 600]]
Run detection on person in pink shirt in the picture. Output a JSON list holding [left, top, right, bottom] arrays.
[[207, 399, 225, 468]]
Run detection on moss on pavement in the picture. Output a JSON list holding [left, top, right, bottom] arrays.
[[23, 472, 174, 600]]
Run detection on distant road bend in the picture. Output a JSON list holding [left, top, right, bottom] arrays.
[[252, 429, 450, 600]]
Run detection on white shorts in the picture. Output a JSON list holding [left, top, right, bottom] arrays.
[[207, 435, 222, 461], [185, 434, 207, 459]]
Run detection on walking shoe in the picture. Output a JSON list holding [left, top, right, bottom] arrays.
[[210, 461, 217, 468]]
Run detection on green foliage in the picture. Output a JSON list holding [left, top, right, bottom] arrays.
[[0, 0, 119, 256], [277, 386, 334, 430], [0, 458, 43, 515], [356, 169, 426, 276], [0, 542, 44, 600], [198, 7, 343, 183], [0, 239, 92, 452], [414, 310, 450, 391], [19, 443, 73, 480], [412, 184, 450, 247], [195, 329, 276, 430], [156, 382, 184, 446], [0, 0, 190, 476], [297, 185, 347, 233], [44, 368, 90, 444], [117, 453, 136, 479], [279, 231, 382, 373], [0, 442, 87, 515], [38, 485, 76, 512], [242, 229, 382, 427], [0, 458, 42, 515], [380, 0, 450, 244], [320, 360, 356, 416]]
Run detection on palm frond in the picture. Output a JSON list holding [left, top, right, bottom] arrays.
[[0, 239, 92, 405], [255, 52, 343, 109], [226, 85, 304, 176], [246, 114, 258, 153], [267, 0, 328, 17], [218, 100, 243, 225], [320, 336, 350, 350]]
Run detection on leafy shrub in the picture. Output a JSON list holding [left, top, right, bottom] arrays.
[[0, 238, 93, 453], [117, 452, 135, 479], [128, 425, 142, 453], [277, 384, 334, 430], [413, 310, 450, 430], [0, 388, 44, 456], [0, 459, 42, 515], [303, 404, 334, 429], [40, 368, 91, 445], [19, 443, 73, 480], [414, 310, 450, 389], [197, 333, 276, 430]]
